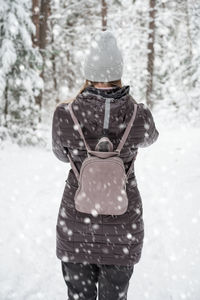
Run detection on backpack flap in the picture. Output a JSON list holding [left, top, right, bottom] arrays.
[[74, 155, 129, 215]]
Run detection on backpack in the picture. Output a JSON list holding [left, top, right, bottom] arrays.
[[66, 102, 138, 216]]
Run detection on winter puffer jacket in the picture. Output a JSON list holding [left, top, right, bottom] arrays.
[[52, 85, 159, 266]]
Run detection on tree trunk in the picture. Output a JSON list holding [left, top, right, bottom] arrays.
[[146, 0, 156, 109], [186, 0, 193, 58], [39, 0, 51, 51], [4, 80, 9, 128], [35, 0, 51, 119], [32, 0, 40, 47], [101, 0, 107, 31], [50, 23, 59, 103]]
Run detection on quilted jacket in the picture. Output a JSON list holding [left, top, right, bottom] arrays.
[[52, 85, 159, 266]]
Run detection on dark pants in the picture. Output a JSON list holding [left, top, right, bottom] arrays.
[[61, 261, 134, 300]]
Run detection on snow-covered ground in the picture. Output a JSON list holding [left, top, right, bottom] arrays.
[[0, 117, 200, 300]]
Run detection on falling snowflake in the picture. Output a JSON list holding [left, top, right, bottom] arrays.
[[73, 149, 78, 155], [132, 223, 137, 229], [127, 233, 132, 239], [62, 255, 69, 262], [91, 209, 98, 217], [73, 124, 79, 131], [84, 217, 91, 224], [123, 247, 129, 254]]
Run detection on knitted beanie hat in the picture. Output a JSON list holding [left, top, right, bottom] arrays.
[[83, 30, 123, 82]]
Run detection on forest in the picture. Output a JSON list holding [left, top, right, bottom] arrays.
[[0, 0, 199, 145]]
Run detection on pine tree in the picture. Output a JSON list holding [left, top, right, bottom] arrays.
[[0, 0, 43, 145]]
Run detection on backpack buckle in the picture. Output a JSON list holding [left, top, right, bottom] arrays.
[[87, 150, 92, 157], [115, 149, 120, 155]]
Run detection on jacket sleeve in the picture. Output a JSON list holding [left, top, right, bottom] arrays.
[[134, 103, 159, 148], [52, 105, 70, 163]]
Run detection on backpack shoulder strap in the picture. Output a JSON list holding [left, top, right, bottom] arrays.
[[67, 102, 91, 153], [65, 102, 90, 181], [115, 103, 137, 153]]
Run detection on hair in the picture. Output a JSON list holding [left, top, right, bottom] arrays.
[[58, 79, 123, 106]]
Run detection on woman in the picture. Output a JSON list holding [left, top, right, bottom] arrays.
[[52, 30, 159, 300]]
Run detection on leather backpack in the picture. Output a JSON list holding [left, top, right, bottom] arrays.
[[66, 102, 138, 216]]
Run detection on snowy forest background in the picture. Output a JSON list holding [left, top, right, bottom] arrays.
[[0, 0, 200, 146], [1, 1, 200, 300]]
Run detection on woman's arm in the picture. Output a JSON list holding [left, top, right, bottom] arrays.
[[133, 103, 159, 148], [52, 105, 70, 163]]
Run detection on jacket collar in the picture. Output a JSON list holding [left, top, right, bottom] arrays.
[[81, 85, 130, 100]]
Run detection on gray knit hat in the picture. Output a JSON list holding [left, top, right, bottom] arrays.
[[83, 30, 123, 82]]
